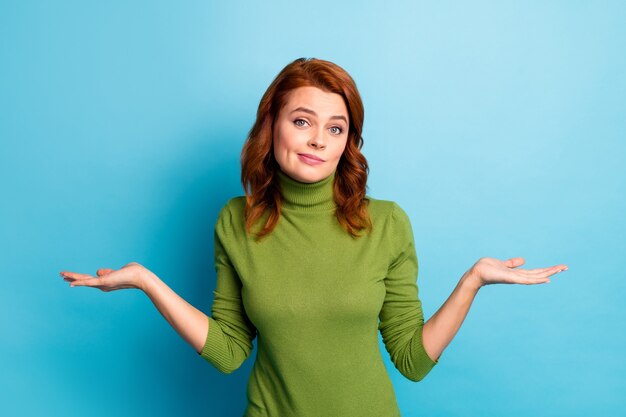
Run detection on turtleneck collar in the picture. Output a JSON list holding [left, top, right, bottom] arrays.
[[277, 169, 336, 211]]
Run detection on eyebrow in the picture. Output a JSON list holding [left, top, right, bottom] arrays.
[[289, 107, 348, 124]]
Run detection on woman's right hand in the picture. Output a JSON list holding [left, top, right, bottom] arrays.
[[61, 262, 151, 292]]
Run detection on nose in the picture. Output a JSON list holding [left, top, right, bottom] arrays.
[[308, 128, 327, 150]]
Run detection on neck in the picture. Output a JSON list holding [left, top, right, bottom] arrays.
[[277, 169, 336, 211]]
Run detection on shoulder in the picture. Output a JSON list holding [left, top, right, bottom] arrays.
[[366, 196, 409, 224], [366, 196, 414, 244], [215, 196, 246, 231], [220, 196, 246, 215]]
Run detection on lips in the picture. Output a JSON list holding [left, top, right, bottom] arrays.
[[297, 153, 325, 166], [298, 153, 325, 162]]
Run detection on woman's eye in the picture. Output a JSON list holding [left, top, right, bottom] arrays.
[[329, 126, 343, 135], [294, 119, 308, 127]]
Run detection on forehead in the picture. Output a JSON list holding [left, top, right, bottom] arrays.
[[281, 86, 348, 118]]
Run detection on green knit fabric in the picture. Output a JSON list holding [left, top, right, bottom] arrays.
[[200, 168, 438, 417]]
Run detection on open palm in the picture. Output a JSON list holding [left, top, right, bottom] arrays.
[[470, 257, 568, 287], [60, 262, 147, 291]]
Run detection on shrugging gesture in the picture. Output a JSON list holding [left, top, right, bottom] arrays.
[[421, 256, 568, 362], [61, 262, 209, 353]]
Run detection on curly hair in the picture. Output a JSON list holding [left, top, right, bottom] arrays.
[[241, 57, 371, 240]]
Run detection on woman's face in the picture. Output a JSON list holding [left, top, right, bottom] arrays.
[[272, 86, 349, 183]]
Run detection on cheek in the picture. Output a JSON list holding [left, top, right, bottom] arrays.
[[272, 128, 292, 164], [274, 126, 301, 152], [273, 138, 283, 165], [331, 139, 348, 160], [272, 124, 283, 150]]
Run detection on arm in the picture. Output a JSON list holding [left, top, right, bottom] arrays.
[[139, 249, 257, 374], [377, 203, 568, 381], [63, 258, 255, 374], [422, 257, 568, 362], [62, 263, 209, 353], [421, 271, 479, 362], [61, 204, 258, 374], [378, 204, 438, 382], [141, 270, 209, 354], [197, 202, 257, 373], [61, 263, 209, 353]]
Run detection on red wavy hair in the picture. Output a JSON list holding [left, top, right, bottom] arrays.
[[241, 57, 371, 240]]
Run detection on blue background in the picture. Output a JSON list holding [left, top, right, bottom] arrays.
[[1, 1, 624, 416]]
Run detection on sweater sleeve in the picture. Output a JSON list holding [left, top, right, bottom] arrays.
[[378, 202, 438, 382], [199, 203, 257, 374]]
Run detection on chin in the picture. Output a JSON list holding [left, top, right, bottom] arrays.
[[295, 174, 323, 183], [287, 169, 330, 184]]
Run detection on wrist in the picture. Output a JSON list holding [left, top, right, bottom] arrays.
[[461, 269, 482, 293], [138, 269, 157, 293]]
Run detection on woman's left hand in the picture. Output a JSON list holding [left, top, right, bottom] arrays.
[[467, 257, 568, 289]]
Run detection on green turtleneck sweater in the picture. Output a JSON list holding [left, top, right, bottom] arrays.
[[199, 169, 438, 417]]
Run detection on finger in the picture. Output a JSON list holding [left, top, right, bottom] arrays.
[[504, 257, 525, 269], [518, 265, 568, 277], [61, 272, 75, 282], [512, 274, 551, 285], [513, 270, 554, 282], [97, 268, 115, 276], [72, 282, 135, 291], [70, 277, 102, 287], [77, 283, 106, 290], [516, 266, 556, 275], [526, 277, 551, 285], [61, 271, 94, 280]]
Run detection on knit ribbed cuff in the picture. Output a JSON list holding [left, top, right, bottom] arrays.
[[199, 316, 232, 373], [408, 325, 438, 381]]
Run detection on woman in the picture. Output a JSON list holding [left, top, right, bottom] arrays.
[[61, 57, 568, 417]]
